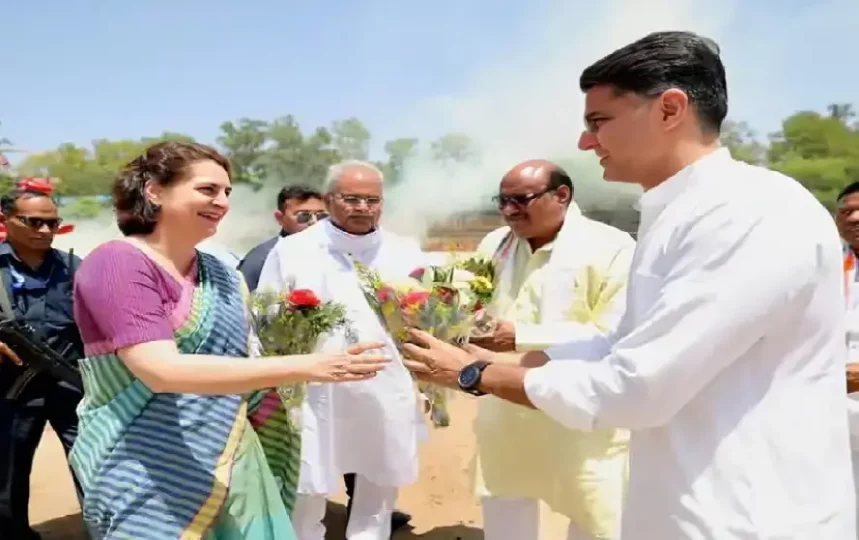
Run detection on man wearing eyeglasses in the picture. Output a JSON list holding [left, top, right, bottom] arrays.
[[0, 186, 85, 539], [258, 160, 422, 540], [467, 159, 635, 540], [239, 184, 328, 292]]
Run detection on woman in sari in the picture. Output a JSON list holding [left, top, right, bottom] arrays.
[[70, 141, 388, 539]]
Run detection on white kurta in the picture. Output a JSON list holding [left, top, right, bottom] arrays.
[[524, 148, 856, 539], [257, 220, 427, 494]]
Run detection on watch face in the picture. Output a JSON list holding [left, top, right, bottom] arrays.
[[458, 365, 481, 388]]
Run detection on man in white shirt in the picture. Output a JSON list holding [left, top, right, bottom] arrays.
[[402, 31, 855, 539], [258, 160, 425, 540]]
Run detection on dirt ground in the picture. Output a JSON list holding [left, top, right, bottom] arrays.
[[30, 393, 571, 539]]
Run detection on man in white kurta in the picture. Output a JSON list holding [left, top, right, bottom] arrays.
[[471, 160, 634, 540], [834, 181, 859, 535], [401, 31, 856, 539], [258, 160, 426, 540]]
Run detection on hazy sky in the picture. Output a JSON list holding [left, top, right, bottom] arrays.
[[2, 0, 858, 163]]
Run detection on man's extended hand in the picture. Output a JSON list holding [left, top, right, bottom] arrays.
[[401, 328, 496, 388], [469, 319, 516, 352]]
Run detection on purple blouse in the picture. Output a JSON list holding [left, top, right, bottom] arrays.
[[74, 240, 198, 356]]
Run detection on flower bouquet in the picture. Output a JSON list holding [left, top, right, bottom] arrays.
[[353, 257, 496, 427], [447, 255, 497, 338], [249, 286, 349, 412]]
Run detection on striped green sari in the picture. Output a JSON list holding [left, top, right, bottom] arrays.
[[69, 252, 301, 539]]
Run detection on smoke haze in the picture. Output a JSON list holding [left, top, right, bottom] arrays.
[[381, 0, 739, 237], [51, 0, 859, 254]]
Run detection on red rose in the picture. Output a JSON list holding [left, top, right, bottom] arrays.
[[376, 286, 396, 303], [472, 301, 483, 312], [399, 290, 430, 309], [286, 289, 321, 308], [409, 267, 426, 280]]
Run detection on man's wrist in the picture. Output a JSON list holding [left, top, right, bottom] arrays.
[[457, 359, 491, 396], [474, 361, 536, 408]]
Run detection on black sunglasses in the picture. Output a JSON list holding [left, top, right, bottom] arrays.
[[491, 188, 555, 210], [294, 211, 329, 224], [14, 215, 63, 230]]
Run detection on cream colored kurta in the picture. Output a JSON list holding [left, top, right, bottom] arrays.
[[524, 149, 856, 539], [257, 220, 428, 495], [473, 203, 635, 539]]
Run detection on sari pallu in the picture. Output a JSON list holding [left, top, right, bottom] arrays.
[[69, 252, 300, 539]]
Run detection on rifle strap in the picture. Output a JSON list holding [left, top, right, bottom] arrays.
[[68, 248, 76, 287]]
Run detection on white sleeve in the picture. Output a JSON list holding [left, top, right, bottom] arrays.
[[523, 206, 821, 431]]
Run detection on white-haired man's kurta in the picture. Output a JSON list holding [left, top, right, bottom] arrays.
[[474, 203, 635, 540], [257, 219, 427, 540], [524, 149, 856, 539]]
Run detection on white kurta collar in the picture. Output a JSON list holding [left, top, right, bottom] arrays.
[[323, 219, 382, 257], [637, 147, 732, 237]]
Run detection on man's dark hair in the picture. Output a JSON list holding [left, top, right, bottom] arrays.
[[277, 185, 322, 210], [837, 182, 859, 202], [0, 189, 56, 216], [113, 141, 231, 236], [579, 31, 728, 133], [548, 168, 574, 198]]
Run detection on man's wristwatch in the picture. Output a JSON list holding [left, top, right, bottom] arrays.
[[458, 360, 490, 396]]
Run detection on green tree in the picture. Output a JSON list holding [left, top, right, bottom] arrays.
[[382, 137, 419, 183], [301, 126, 341, 187], [720, 120, 766, 165], [8, 102, 858, 213], [430, 133, 478, 164], [330, 117, 371, 161], [217, 118, 269, 184], [768, 104, 859, 205]]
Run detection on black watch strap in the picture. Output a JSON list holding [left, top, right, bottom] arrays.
[[459, 360, 490, 396]]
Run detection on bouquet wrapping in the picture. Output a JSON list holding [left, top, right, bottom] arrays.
[[353, 256, 496, 427], [249, 286, 348, 416]]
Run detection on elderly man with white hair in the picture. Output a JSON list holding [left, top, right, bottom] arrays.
[[258, 160, 427, 540]]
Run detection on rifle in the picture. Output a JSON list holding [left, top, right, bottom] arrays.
[[0, 249, 84, 399]]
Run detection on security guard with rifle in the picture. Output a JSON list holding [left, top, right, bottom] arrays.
[[0, 180, 85, 539]]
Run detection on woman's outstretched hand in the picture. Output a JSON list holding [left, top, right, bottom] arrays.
[[303, 341, 391, 383]]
